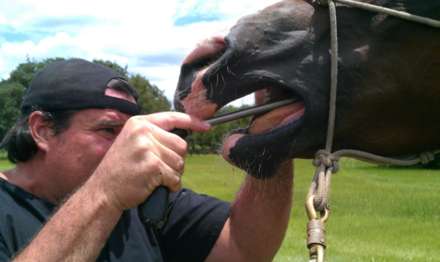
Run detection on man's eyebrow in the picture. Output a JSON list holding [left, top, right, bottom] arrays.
[[94, 119, 125, 127]]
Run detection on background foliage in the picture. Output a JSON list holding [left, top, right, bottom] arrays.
[[0, 57, 247, 154], [1, 58, 439, 164]]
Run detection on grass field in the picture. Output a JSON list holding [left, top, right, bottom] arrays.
[[183, 155, 440, 262], [2, 155, 439, 261]]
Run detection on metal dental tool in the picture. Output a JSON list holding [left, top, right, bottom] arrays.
[[206, 98, 298, 126]]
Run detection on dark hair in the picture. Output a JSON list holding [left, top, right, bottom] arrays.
[[0, 109, 77, 164], [2, 78, 136, 164]]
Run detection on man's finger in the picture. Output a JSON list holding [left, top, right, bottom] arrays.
[[148, 134, 186, 173], [147, 123, 188, 157], [141, 112, 211, 133], [157, 160, 183, 192]]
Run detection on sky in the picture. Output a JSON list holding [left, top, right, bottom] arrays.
[[0, 0, 280, 106]]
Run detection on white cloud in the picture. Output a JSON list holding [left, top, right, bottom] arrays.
[[0, 0, 281, 105]]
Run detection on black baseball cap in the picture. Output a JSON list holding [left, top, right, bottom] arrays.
[[21, 58, 141, 115]]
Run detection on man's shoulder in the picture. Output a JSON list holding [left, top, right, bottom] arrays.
[[0, 177, 54, 211], [0, 178, 27, 216], [0, 178, 53, 230], [0, 178, 55, 258]]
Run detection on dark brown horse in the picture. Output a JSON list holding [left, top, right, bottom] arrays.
[[174, 0, 440, 176]]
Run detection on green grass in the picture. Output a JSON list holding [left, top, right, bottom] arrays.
[[0, 160, 12, 171], [183, 155, 440, 262], [2, 156, 439, 261]]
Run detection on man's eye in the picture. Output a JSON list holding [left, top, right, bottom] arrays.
[[100, 128, 117, 134]]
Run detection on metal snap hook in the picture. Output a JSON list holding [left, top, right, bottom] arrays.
[[306, 195, 330, 222]]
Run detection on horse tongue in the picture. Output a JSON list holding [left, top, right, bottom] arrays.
[[249, 102, 305, 134]]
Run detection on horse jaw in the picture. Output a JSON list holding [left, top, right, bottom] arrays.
[[174, 0, 440, 176]]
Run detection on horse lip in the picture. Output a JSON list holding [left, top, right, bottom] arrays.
[[177, 42, 310, 126], [203, 67, 301, 106], [219, 81, 307, 135], [238, 78, 309, 137]]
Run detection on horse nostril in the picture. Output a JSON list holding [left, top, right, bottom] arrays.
[[211, 35, 226, 48]]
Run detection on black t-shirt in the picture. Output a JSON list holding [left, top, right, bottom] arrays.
[[0, 178, 230, 261]]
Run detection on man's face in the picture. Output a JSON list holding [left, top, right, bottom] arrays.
[[44, 108, 131, 200]]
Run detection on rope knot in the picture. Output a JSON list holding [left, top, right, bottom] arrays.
[[419, 152, 435, 165], [313, 150, 339, 172]]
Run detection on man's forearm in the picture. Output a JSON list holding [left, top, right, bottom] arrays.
[[13, 175, 122, 262], [207, 161, 294, 262]]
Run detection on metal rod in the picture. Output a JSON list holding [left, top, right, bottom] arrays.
[[206, 98, 298, 126]]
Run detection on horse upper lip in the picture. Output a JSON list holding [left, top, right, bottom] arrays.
[[176, 39, 307, 123]]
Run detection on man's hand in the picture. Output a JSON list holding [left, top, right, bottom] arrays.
[[12, 112, 209, 262], [91, 112, 210, 211]]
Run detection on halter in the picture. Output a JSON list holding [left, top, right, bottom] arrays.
[[304, 1, 440, 261]]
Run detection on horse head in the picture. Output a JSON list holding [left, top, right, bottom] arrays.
[[174, 0, 440, 176]]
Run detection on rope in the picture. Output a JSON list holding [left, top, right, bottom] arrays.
[[309, 0, 440, 216], [305, 1, 440, 261], [334, 0, 440, 28], [325, 0, 339, 152], [315, 0, 440, 28], [329, 149, 440, 166], [308, 0, 339, 217], [307, 2, 339, 261], [308, 163, 334, 212]]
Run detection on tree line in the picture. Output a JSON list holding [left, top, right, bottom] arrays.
[[0, 58, 248, 155], [3, 58, 437, 167]]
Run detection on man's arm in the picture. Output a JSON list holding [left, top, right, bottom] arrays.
[[13, 176, 122, 261], [206, 161, 293, 262], [13, 112, 210, 261]]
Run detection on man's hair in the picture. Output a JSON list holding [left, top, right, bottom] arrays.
[[0, 109, 76, 164], [1, 59, 140, 164], [1, 81, 136, 164]]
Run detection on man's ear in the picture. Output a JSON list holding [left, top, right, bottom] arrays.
[[28, 111, 55, 153]]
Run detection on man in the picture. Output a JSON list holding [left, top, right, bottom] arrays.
[[0, 59, 293, 261]]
